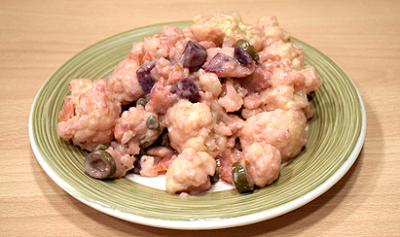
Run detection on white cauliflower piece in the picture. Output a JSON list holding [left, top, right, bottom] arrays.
[[190, 12, 263, 49], [255, 15, 291, 43], [218, 78, 247, 112], [57, 79, 121, 151], [197, 69, 222, 97], [165, 99, 218, 156], [114, 106, 162, 149], [259, 41, 304, 69], [244, 143, 281, 187], [105, 57, 143, 104], [165, 148, 216, 194], [240, 109, 307, 163]]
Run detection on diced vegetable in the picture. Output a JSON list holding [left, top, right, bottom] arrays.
[[181, 41, 207, 72], [205, 52, 234, 75], [136, 62, 156, 94], [234, 45, 253, 67], [170, 77, 201, 102], [233, 39, 259, 61]]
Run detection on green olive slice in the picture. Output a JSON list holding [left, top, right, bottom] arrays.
[[210, 170, 220, 184], [95, 144, 109, 151], [231, 160, 254, 193], [233, 39, 260, 61], [84, 150, 116, 179]]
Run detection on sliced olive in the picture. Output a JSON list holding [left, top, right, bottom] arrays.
[[210, 170, 220, 184], [233, 39, 259, 61], [152, 129, 169, 147], [84, 150, 116, 179], [231, 160, 254, 193], [146, 115, 160, 130], [95, 144, 109, 151], [136, 98, 147, 107]]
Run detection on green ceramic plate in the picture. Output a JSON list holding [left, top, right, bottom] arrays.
[[29, 21, 366, 229]]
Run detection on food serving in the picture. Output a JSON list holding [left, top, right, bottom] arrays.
[[57, 12, 322, 195]]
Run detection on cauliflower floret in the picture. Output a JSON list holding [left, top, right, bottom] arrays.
[[142, 35, 169, 61], [218, 78, 248, 112], [145, 77, 178, 114], [57, 79, 121, 151], [114, 106, 162, 149], [165, 99, 218, 156], [255, 16, 291, 44], [242, 85, 308, 116], [244, 143, 281, 187], [240, 109, 307, 163], [165, 148, 216, 194], [197, 69, 222, 97], [105, 144, 135, 179], [190, 12, 263, 49], [259, 41, 304, 69], [139, 155, 160, 178], [262, 85, 310, 112], [242, 62, 321, 115], [150, 57, 189, 84], [292, 67, 322, 94], [160, 25, 187, 62], [105, 57, 143, 104], [240, 65, 272, 93], [69, 78, 93, 95]]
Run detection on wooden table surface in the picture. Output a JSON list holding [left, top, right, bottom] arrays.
[[1, 0, 399, 236]]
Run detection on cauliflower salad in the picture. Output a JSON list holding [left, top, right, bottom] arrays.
[[57, 12, 322, 195]]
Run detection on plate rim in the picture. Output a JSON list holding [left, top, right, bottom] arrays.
[[28, 21, 367, 230]]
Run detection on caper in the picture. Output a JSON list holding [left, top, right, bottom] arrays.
[[146, 115, 160, 130], [233, 39, 259, 61], [231, 160, 254, 193], [136, 98, 147, 107]]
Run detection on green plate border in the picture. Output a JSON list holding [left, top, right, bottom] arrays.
[[29, 21, 366, 229]]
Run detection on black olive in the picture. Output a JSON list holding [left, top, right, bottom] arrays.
[[146, 115, 160, 130]]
